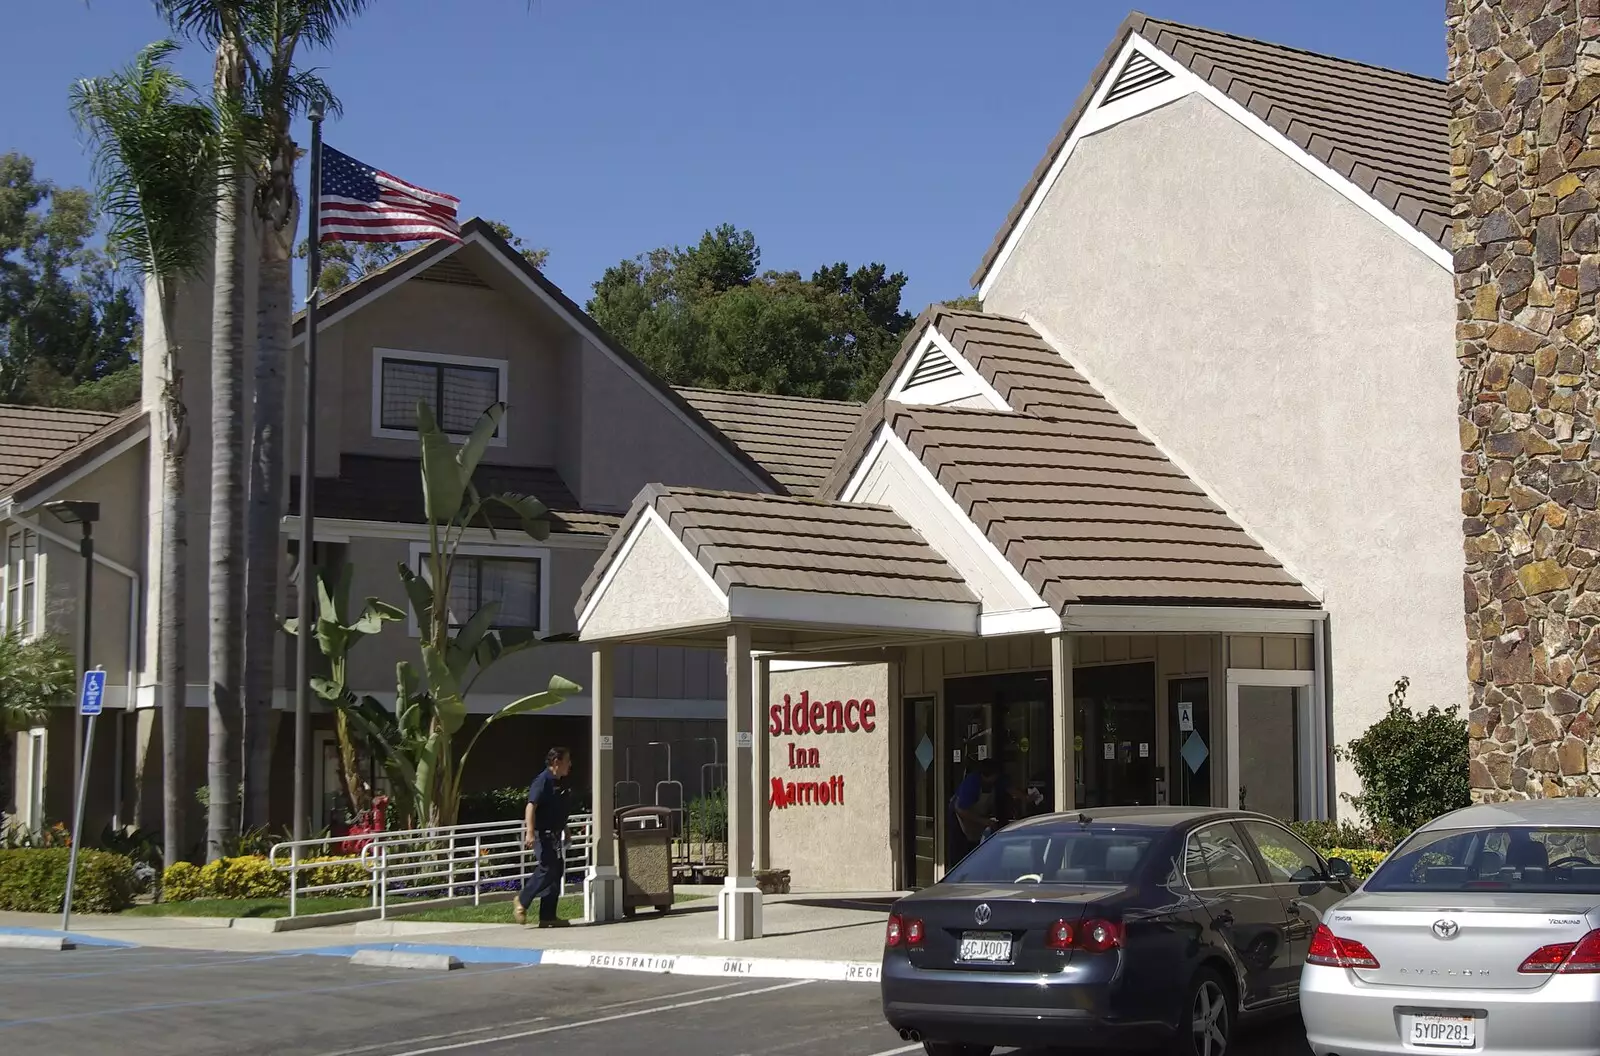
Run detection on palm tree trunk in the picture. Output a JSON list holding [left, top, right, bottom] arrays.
[[242, 142, 295, 831], [157, 283, 188, 872], [207, 163, 245, 860]]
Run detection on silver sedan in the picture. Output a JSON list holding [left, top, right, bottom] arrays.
[[1301, 799, 1600, 1056]]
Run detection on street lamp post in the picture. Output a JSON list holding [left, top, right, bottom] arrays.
[[45, 501, 99, 798]]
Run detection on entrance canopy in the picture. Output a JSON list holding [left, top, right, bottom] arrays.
[[576, 485, 980, 652]]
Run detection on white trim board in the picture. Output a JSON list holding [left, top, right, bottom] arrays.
[[280, 516, 610, 551], [976, 34, 1450, 299], [726, 585, 978, 638], [1062, 604, 1324, 635], [131, 683, 731, 720], [1022, 313, 1324, 602]]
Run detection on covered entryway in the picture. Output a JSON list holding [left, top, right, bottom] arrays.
[[575, 485, 982, 940]]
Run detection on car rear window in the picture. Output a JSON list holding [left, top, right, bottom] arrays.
[[1367, 826, 1600, 894], [943, 826, 1157, 885]]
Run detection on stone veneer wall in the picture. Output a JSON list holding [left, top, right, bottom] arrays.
[[1453, 1, 1600, 799]]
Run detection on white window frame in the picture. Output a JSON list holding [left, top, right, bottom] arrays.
[[3, 527, 43, 639], [406, 542, 550, 638], [22, 726, 47, 830], [371, 347, 508, 447], [1225, 668, 1325, 821]]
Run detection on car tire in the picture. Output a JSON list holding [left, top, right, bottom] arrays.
[[1168, 967, 1233, 1056], [921, 1043, 991, 1056]]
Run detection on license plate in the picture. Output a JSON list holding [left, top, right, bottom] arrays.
[[957, 931, 1012, 963], [1406, 1014, 1475, 1049]]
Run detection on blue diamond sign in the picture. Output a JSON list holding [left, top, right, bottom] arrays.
[[1180, 731, 1209, 774], [914, 734, 934, 772]]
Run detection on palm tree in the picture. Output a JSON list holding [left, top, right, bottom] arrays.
[[71, 41, 219, 870], [238, 0, 364, 833], [156, 0, 250, 860]]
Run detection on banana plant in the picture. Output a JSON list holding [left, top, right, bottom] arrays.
[[282, 563, 402, 819], [344, 400, 579, 829]]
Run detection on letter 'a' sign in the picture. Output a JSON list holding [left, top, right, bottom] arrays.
[[1178, 703, 1194, 732], [80, 669, 107, 717]]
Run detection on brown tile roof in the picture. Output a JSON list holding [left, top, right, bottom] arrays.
[[290, 455, 618, 536], [674, 388, 864, 497], [576, 485, 978, 614], [0, 405, 147, 502], [821, 308, 1317, 609], [972, 11, 1450, 287], [294, 218, 782, 495]]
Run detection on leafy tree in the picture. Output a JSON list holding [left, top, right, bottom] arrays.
[[1335, 677, 1471, 832], [0, 630, 76, 819], [587, 225, 913, 401], [942, 294, 982, 312], [0, 153, 140, 408], [296, 219, 550, 295], [72, 39, 220, 871]]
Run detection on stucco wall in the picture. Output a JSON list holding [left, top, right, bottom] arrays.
[[984, 94, 1463, 800], [767, 662, 896, 892]]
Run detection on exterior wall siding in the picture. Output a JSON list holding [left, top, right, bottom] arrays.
[[983, 93, 1462, 803]]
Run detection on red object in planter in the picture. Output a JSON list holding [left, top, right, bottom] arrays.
[[338, 796, 389, 855]]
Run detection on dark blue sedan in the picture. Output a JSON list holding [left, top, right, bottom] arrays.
[[880, 807, 1357, 1056]]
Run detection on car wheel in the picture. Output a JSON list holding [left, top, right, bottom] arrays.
[[922, 1043, 991, 1056], [1169, 967, 1232, 1056]]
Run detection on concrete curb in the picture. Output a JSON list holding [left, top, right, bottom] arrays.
[[0, 926, 136, 949], [0, 933, 74, 951], [350, 948, 461, 971], [296, 941, 881, 983]]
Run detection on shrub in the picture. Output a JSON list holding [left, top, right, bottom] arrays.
[[1323, 848, 1387, 880], [1336, 677, 1470, 832], [198, 856, 287, 899], [303, 856, 370, 893], [0, 848, 136, 913], [458, 785, 529, 825], [1288, 818, 1404, 853], [161, 861, 205, 901], [686, 791, 727, 843]]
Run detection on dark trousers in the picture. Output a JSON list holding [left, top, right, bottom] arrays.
[[517, 831, 561, 921]]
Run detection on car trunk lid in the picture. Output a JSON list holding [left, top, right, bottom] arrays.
[[1327, 893, 1600, 990], [904, 884, 1125, 973]]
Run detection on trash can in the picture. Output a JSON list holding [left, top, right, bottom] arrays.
[[615, 805, 675, 917]]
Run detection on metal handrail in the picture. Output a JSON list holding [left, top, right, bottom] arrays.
[[268, 812, 594, 919]]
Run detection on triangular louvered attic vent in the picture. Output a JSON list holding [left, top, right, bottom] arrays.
[[904, 343, 963, 390], [1101, 49, 1173, 106], [416, 257, 492, 288]]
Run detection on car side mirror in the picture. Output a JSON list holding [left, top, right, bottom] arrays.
[[1326, 857, 1354, 881]]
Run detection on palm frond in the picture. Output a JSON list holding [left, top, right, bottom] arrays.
[[70, 40, 220, 282]]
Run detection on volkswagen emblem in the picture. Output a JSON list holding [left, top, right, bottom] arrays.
[[974, 903, 992, 926], [1433, 919, 1460, 940]]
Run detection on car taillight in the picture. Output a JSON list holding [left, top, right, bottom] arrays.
[[1520, 930, 1600, 974], [1045, 919, 1074, 950], [1078, 918, 1123, 953], [1306, 924, 1380, 969], [886, 914, 903, 947], [905, 918, 925, 946]]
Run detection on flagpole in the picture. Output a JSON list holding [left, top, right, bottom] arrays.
[[293, 100, 324, 843]]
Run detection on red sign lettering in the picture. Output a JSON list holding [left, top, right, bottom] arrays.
[[767, 692, 878, 736], [769, 774, 846, 809]]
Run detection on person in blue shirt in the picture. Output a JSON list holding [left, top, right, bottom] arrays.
[[513, 747, 573, 927]]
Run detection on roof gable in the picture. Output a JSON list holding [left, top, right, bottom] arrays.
[[0, 406, 147, 506], [972, 12, 1450, 290]]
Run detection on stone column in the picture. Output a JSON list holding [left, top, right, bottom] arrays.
[[1051, 634, 1076, 811], [583, 646, 622, 922], [718, 626, 762, 940], [1453, 0, 1600, 800]]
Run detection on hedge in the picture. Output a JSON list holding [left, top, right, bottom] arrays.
[[0, 848, 137, 913], [1324, 848, 1386, 880], [160, 855, 370, 902]]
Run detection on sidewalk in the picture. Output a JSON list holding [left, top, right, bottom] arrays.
[[0, 890, 898, 981]]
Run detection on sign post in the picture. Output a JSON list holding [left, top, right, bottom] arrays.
[[61, 667, 106, 935]]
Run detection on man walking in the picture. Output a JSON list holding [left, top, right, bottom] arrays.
[[514, 747, 573, 927]]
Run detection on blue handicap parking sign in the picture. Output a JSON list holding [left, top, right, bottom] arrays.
[[79, 669, 106, 716]]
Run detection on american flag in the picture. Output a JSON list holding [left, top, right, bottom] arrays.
[[318, 145, 460, 244]]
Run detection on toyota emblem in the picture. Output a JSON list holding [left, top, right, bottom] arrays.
[[974, 903, 992, 926], [1433, 919, 1460, 939]]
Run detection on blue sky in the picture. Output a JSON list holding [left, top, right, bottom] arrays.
[[2, 1, 1444, 312]]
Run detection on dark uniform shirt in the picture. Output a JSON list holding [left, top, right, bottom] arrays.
[[528, 769, 570, 833]]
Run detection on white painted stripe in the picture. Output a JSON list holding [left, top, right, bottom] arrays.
[[384, 979, 811, 1055], [862, 1046, 923, 1056], [537, 947, 881, 983]]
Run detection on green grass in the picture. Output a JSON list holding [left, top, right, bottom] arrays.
[[125, 896, 370, 919], [405, 892, 707, 924]]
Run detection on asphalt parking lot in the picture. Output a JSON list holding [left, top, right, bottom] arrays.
[[0, 945, 1312, 1055]]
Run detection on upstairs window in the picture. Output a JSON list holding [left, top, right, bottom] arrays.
[[409, 544, 546, 634], [373, 348, 506, 442], [4, 528, 38, 637]]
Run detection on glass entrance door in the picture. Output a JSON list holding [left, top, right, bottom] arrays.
[[1168, 676, 1212, 807], [1074, 662, 1158, 808], [902, 696, 937, 888], [943, 672, 1053, 867]]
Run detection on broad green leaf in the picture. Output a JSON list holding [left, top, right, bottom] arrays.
[[482, 491, 551, 541], [309, 677, 346, 703], [483, 675, 582, 726], [352, 598, 404, 637], [455, 403, 506, 485], [417, 400, 467, 524], [397, 563, 434, 628], [450, 600, 500, 676], [421, 642, 467, 736], [280, 616, 300, 636]]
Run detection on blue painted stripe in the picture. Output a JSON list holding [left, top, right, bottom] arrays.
[[0, 926, 137, 949], [295, 941, 544, 965]]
